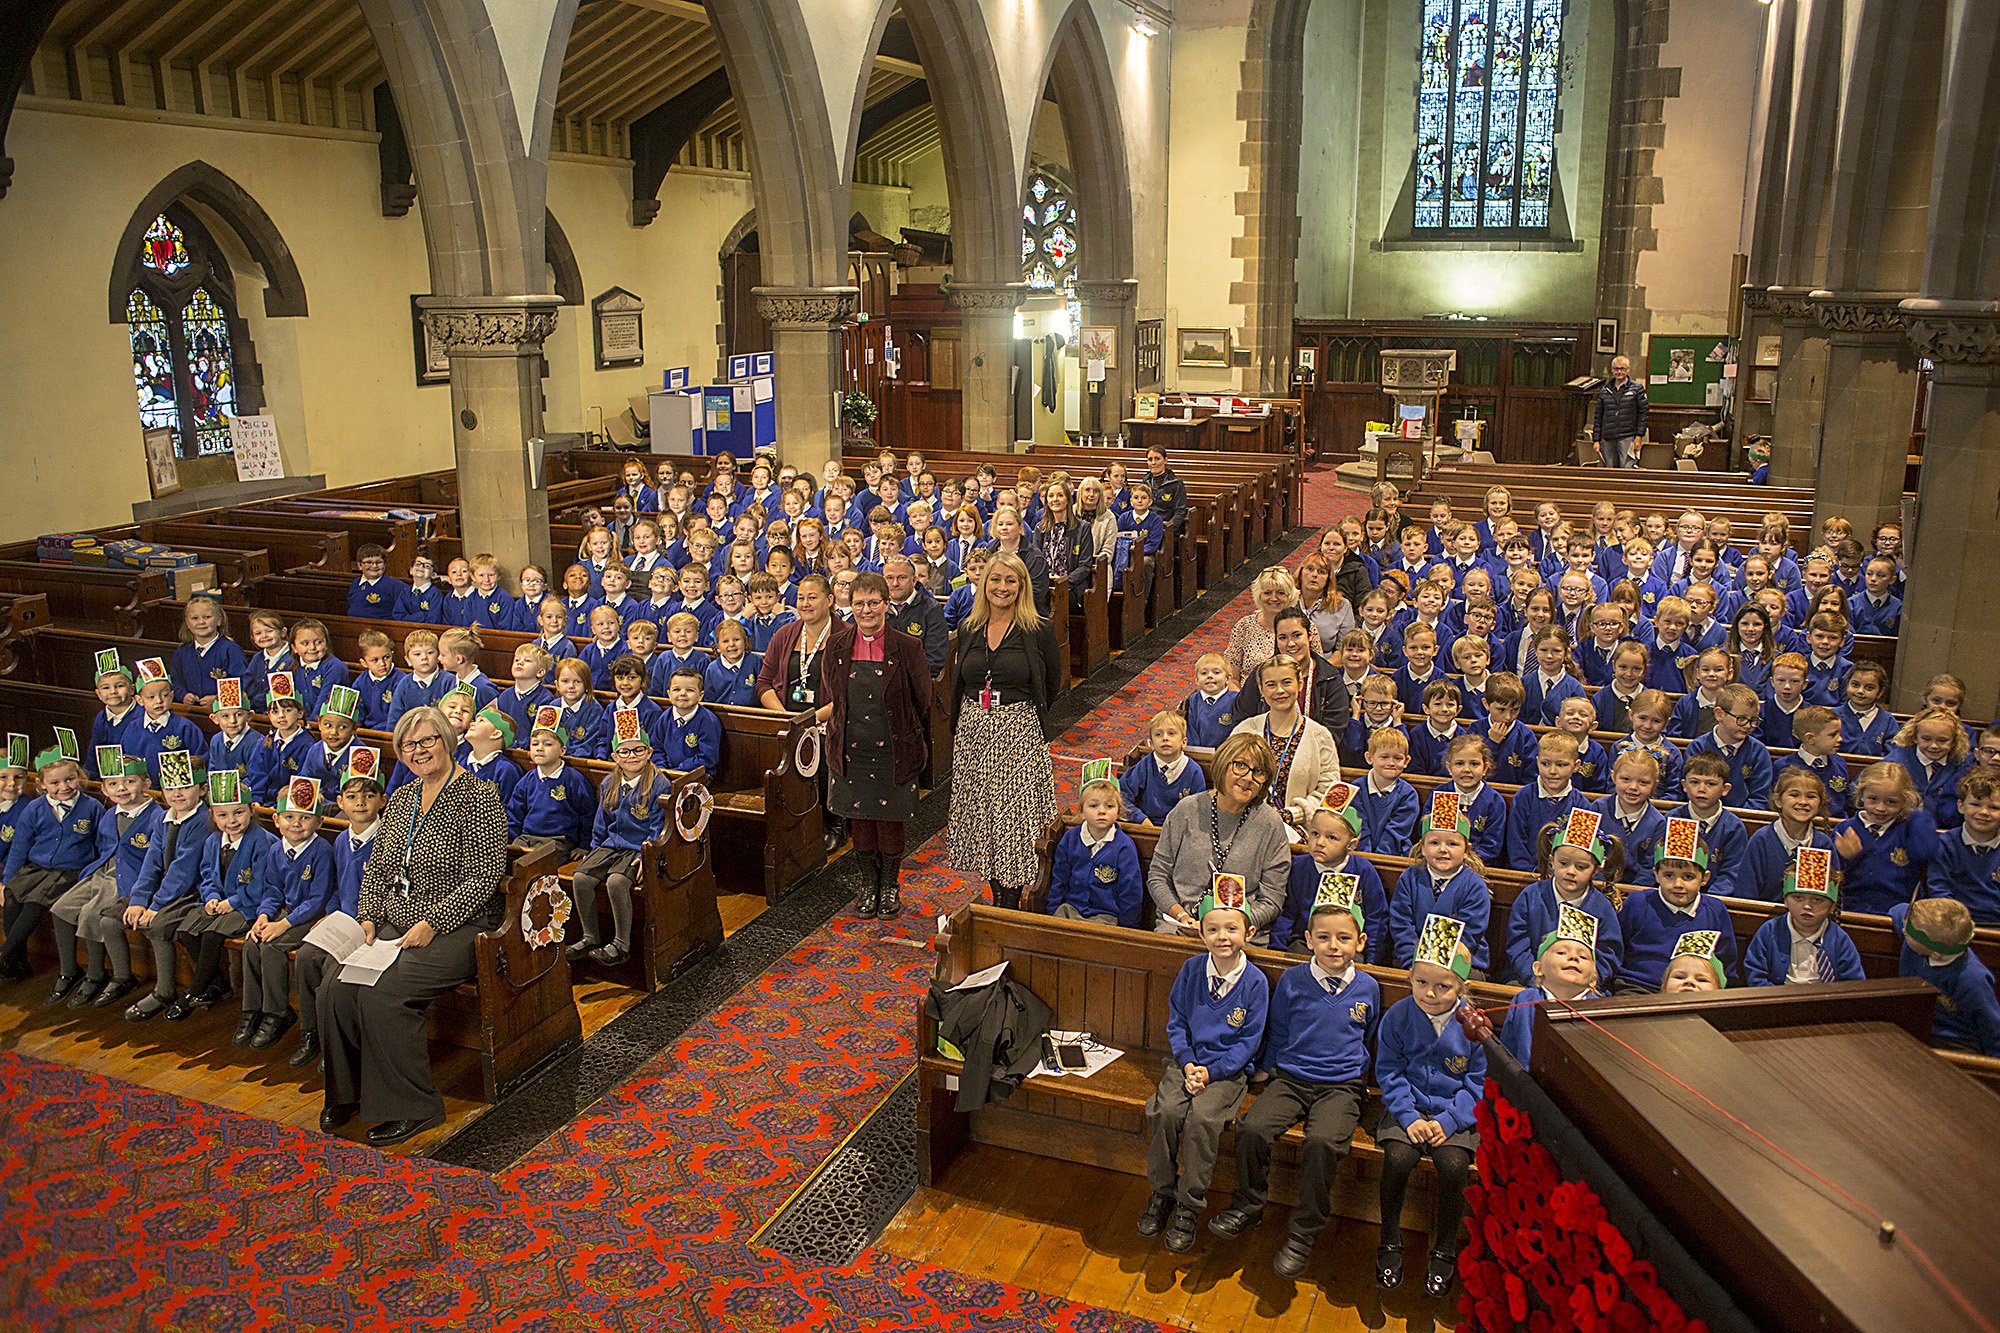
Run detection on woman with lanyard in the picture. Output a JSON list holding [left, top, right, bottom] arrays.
[[945, 552, 1062, 909], [981, 507, 1052, 618], [318, 705, 508, 1146], [755, 573, 840, 850], [1229, 654, 1339, 840], [1144, 733, 1293, 943], [814, 572, 933, 919], [1038, 479, 1092, 614]]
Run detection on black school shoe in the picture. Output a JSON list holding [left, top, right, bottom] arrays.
[[1272, 1232, 1315, 1279], [366, 1113, 445, 1147], [1163, 1206, 1200, 1253], [163, 995, 199, 1022], [230, 1014, 259, 1046], [1424, 1247, 1459, 1297], [288, 1031, 321, 1070], [1207, 1205, 1262, 1240], [93, 976, 140, 1008], [1136, 1192, 1175, 1238], [66, 978, 107, 1009], [45, 974, 84, 1008], [1376, 1243, 1405, 1289], [250, 1010, 296, 1050]]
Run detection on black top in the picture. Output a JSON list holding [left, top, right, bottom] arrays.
[[358, 768, 510, 934], [950, 618, 1063, 735]]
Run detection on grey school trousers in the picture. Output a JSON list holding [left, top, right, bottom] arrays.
[[1144, 1056, 1249, 1211], [1228, 1074, 1366, 1240]]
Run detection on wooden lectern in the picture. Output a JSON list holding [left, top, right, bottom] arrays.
[[1529, 979, 2000, 1333]]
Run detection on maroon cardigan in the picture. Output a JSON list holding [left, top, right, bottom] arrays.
[[820, 621, 934, 787]]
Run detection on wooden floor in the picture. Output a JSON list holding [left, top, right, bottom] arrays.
[[0, 889, 769, 1157], [878, 1145, 1462, 1332]]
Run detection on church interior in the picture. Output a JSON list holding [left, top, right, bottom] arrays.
[[2, 0, 1998, 1328]]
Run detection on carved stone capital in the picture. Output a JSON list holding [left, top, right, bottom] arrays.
[[418, 295, 564, 356], [752, 285, 859, 329], [1765, 286, 1817, 323], [1739, 283, 1773, 315], [1808, 290, 1908, 340], [1900, 299, 2000, 366], [1073, 278, 1139, 308], [945, 280, 1029, 313]]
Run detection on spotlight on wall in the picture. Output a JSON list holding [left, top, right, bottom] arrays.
[[1132, 13, 1158, 36]]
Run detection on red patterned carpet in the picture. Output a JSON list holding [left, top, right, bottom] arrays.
[[0, 470, 1361, 1331]]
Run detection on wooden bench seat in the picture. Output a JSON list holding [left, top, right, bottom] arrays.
[[0, 562, 171, 637]]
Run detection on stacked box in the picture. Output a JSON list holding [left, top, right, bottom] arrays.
[[36, 534, 101, 564]]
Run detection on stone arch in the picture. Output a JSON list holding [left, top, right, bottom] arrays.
[[1037, 1, 1135, 286], [105, 161, 308, 321], [545, 209, 584, 305], [719, 208, 760, 260]]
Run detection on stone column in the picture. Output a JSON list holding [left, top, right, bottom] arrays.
[[1735, 284, 1776, 444], [1808, 291, 1917, 536], [1896, 300, 2000, 716], [419, 295, 564, 576], [753, 285, 858, 478], [1074, 278, 1139, 437], [948, 282, 1026, 453], [1766, 285, 1827, 486]]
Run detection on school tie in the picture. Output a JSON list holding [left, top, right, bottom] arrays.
[[213, 836, 230, 881], [1210, 977, 1225, 1000], [117, 812, 133, 839], [158, 821, 182, 869]]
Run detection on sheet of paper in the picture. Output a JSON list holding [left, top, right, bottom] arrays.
[[1036, 1030, 1126, 1079], [950, 959, 1009, 992], [304, 911, 365, 961], [337, 938, 404, 986]]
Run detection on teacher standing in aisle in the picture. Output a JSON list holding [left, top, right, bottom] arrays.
[[1591, 356, 1649, 469]]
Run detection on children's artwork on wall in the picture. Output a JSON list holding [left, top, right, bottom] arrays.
[[142, 426, 180, 497], [229, 415, 285, 482], [1079, 326, 1117, 368]]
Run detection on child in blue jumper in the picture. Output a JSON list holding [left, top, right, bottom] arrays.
[[1373, 914, 1485, 1297], [1046, 770, 1144, 928], [1741, 850, 1865, 986], [1388, 793, 1491, 977], [1739, 767, 1837, 902], [567, 725, 669, 967], [1503, 730, 1591, 871], [1594, 748, 1667, 886], [1930, 768, 2000, 925], [47, 750, 157, 1008], [505, 708, 599, 859], [1503, 810, 1624, 988], [1120, 711, 1207, 825], [1139, 887, 1268, 1256], [1272, 798, 1388, 960], [1614, 819, 1740, 992], [120, 763, 220, 1020], [236, 780, 335, 1050], [291, 763, 385, 1070], [1672, 752, 1750, 896], [170, 595, 249, 708], [1832, 761, 1939, 915], [1891, 897, 2000, 1056], [1498, 903, 1604, 1066], [1208, 880, 1380, 1278], [1183, 653, 1239, 750], [0, 741, 105, 980]]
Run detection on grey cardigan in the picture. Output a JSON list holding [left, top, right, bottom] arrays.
[[1145, 791, 1293, 929]]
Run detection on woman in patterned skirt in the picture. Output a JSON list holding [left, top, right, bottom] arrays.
[[946, 553, 1062, 908]]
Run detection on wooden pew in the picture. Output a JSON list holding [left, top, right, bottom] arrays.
[[1107, 540, 1148, 653], [209, 510, 426, 579], [140, 519, 350, 576], [0, 537, 270, 606], [915, 902, 1515, 1225], [0, 562, 172, 636], [317, 470, 460, 508], [0, 592, 49, 677]]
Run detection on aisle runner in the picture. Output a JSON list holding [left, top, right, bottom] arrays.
[[0, 475, 1360, 1331]]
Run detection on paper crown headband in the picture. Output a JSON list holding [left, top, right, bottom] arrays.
[[1421, 789, 1471, 839], [1414, 914, 1472, 981], [476, 707, 516, 748], [1551, 809, 1606, 864], [321, 685, 360, 720], [156, 750, 197, 791], [211, 677, 245, 712], [134, 657, 168, 685], [277, 776, 322, 814], [94, 649, 132, 683], [1321, 781, 1363, 834], [1783, 846, 1837, 902], [343, 745, 381, 786], [445, 682, 478, 701], [6, 733, 30, 771], [531, 705, 564, 738], [1198, 873, 1251, 925], [1538, 902, 1600, 960], [1653, 817, 1710, 869], [266, 671, 298, 703], [611, 708, 650, 749], [1312, 871, 1364, 929], [208, 769, 243, 806], [1668, 930, 1728, 988], [31, 726, 85, 772], [1079, 758, 1116, 788]]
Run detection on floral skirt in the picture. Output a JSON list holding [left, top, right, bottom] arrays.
[[945, 698, 1056, 888]]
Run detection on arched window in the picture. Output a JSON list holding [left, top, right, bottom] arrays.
[[125, 209, 243, 457], [1021, 164, 1080, 322], [1415, 0, 1565, 232]]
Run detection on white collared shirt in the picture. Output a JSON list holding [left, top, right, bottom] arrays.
[[1157, 753, 1189, 783], [1664, 894, 1700, 919], [1309, 959, 1356, 994], [1427, 1008, 1453, 1036], [1080, 824, 1115, 855], [1205, 953, 1248, 998], [1786, 919, 1830, 984], [1775, 822, 1808, 856]]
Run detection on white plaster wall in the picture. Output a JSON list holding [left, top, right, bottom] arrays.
[[1164, 16, 1253, 391]]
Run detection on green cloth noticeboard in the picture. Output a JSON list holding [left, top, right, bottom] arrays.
[[1645, 334, 1730, 406]]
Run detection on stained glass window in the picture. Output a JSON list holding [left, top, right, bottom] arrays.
[[1415, 0, 1564, 232], [1020, 164, 1080, 325], [123, 210, 243, 458]]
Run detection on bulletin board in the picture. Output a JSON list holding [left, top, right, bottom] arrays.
[[1644, 334, 1731, 407]]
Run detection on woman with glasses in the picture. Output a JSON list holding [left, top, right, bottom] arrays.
[[1223, 568, 1300, 689], [1145, 733, 1293, 942], [317, 705, 509, 1147]]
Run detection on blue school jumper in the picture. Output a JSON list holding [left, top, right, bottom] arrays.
[[1393, 662, 1448, 716], [506, 763, 599, 846], [1271, 853, 1389, 960], [1486, 721, 1539, 790], [1447, 784, 1507, 865], [1344, 717, 1408, 764], [127, 807, 211, 911], [1734, 646, 1773, 694], [598, 592, 643, 632], [1575, 638, 1624, 688], [1636, 631, 1696, 694], [87, 705, 144, 778], [557, 698, 609, 762], [261, 729, 316, 803], [200, 824, 278, 917], [1670, 690, 1721, 743], [1165, 954, 1269, 1079], [1929, 827, 2000, 926], [1669, 805, 1749, 896], [648, 648, 712, 698], [1593, 795, 1667, 888], [1834, 812, 1940, 915], [494, 684, 557, 748], [389, 670, 451, 721], [450, 671, 499, 713], [1375, 997, 1484, 1138], [1836, 704, 1897, 758], [533, 635, 576, 682], [1848, 593, 1901, 636], [205, 729, 272, 802], [1616, 890, 1740, 989], [405, 584, 444, 624], [1046, 824, 1146, 927], [3, 794, 106, 880], [1889, 903, 2000, 1055], [130, 713, 207, 789], [1571, 738, 1613, 795], [1755, 694, 1804, 751], [295, 657, 350, 718], [631, 598, 674, 630], [703, 654, 763, 709], [1884, 747, 1970, 831], [1686, 732, 1774, 810], [462, 750, 524, 808], [1504, 879, 1623, 987], [1119, 754, 1208, 825], [606, 694, 665, 758], [1737, 824, 1836, 903], [354, 668, 409, 731], [1742, 915, 1865, 987], [254, 836, 336, 927], [1500, 985, 1603, 1066], [349, 576, 416, 621], [658, 705, 723, 776], [170, 637, 250, 703], [589, 776, 669, 851], [330, 825, 374, 917], [299, 741, 356, 802], [1406, 723, 1463, 779], [1122, 510, 1166, 556], [1354, 776, 1419, 857], [90, 801, 165, 893], [0, 801, 22, 859], [674, 598, 725, 645], [578, 640, 628, 692], [242, 649, 296, 711], [441, 589, 482, 628], [473, 591, 518, 630], [1183, 690, 1238, 751], [1802, 654, 1851, 707], [1775, 752, 1849, 817], [1387, 864, 1491, 973], [1262, 964, 1380, 1083], [1505, 783, 1591, 872], [562, 594, 602, 640], [747, 610, 798, 654]]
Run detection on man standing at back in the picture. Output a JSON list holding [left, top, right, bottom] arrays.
[[1592, 356, 1649, 469]]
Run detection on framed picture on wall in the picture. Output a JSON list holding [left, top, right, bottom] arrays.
[[1594, 318, 1620, 355], [411, 296, 451, 385], [592, 286, 646, 370], [142, 427, 181, 498], [1178, 327, 1230, 367], [1078, 326, 1117, 368]]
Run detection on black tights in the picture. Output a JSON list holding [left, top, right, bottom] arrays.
[[848, 819, 906, 856], [1378, 1139, 1473, 1249]]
